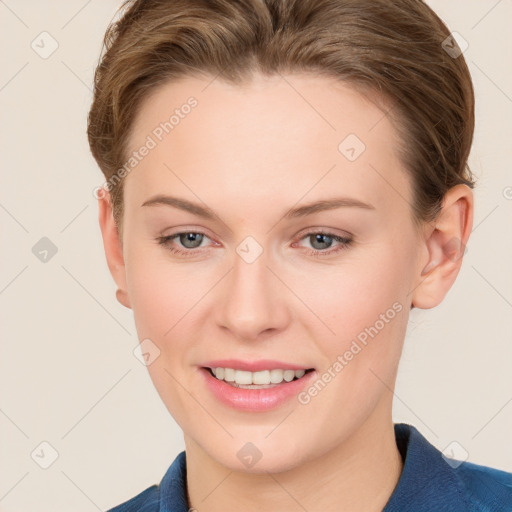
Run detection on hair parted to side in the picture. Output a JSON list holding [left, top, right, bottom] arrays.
[[87, 0, 475, 232]]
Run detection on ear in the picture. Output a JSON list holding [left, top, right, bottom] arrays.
[[412, 184, 473, 309], [97, 193, 131, 309]]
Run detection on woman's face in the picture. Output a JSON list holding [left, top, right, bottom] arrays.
[[118, 73, 426, 472]]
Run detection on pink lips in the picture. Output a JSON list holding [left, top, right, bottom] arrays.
[[199, 360, 316, 412]]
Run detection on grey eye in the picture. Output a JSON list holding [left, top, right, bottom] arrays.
[[308, 233, 333, 250], [179, 232, 204, 249]]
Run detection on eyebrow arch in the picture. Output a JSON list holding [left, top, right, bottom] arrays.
[[284, 197, 375, 219], [142, 195, 216, 219], [141, 194, 375, 220]]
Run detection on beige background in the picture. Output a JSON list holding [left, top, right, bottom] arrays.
[[1, 1, 511, 510]]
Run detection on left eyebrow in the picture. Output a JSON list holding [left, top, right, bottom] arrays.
[[284, 197, 375, 219]]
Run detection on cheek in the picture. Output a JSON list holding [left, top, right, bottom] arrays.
[[296, 261, 408, 425], [124, 249, 205, 421], [124, 243, 210, 337], [126, 266, 173, 339], [302, 248, 409, 333], [297, 241, 412, 380]]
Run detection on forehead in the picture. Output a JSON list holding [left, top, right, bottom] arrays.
[[125, 73, 412, 219]]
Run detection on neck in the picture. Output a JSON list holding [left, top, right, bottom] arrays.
[[185, 406, 403, 512]]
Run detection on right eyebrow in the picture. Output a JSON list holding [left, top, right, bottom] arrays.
[[141, 195, 216, 220]]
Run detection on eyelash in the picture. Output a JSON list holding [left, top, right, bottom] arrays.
[[156, 230, 353, 258]]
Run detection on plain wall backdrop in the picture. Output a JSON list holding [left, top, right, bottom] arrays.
[[1, 1, 511, 510]]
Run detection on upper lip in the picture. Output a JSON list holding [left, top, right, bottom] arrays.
[[201, 359, 313, 372]]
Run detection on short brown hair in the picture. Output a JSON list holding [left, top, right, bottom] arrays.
[[87, 0, 475, 230]]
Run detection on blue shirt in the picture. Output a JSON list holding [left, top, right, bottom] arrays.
[[107, 423, 512, 511]]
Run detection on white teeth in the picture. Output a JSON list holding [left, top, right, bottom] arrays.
[[283, 370, 295, 382], [252, 370, 270, 385], [235, 370, 252, 385], [269, 369, 283, 384], [224, 368, 236, 382], [210, 367, 309, 385]]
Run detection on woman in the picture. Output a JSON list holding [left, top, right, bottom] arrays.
[[87, 0, 512, 510]]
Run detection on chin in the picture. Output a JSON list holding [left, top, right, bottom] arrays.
[[199, 434, 311, 475]]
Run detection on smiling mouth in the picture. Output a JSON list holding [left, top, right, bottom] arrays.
[[204, 367, 315, 389]]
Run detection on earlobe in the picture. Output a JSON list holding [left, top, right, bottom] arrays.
[[412, 184, 473, 310], [97, 194, 132, 309], [116, 288, 131, 309]]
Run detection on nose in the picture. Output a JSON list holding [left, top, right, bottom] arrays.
[[215, 248, 291, 341]]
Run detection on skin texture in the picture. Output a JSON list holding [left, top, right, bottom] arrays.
[[98, 73, 473, 511]]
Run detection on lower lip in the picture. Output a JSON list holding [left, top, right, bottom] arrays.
[[200, 367, 316, 412]]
